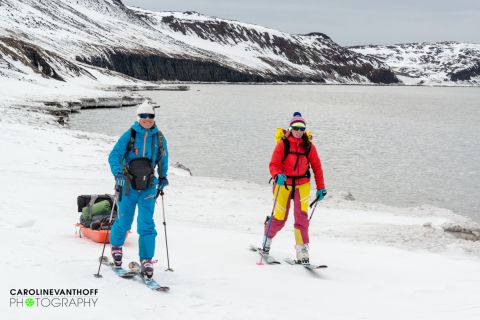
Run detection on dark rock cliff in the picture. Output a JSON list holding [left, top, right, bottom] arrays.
[[450, 63, 480, 82], [77, 49, 398, 83]]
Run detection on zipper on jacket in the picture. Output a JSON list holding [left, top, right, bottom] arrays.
[[142, 130, 148, 157], [294, 140, 301, 174]]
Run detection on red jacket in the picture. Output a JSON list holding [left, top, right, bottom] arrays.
[[269, 134, 325, 190]]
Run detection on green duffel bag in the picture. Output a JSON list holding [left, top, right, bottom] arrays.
[[81, 200, 111, 220]]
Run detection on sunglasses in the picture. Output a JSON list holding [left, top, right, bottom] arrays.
[[139, 113, 155, 119], [291, 126, 306, 132]]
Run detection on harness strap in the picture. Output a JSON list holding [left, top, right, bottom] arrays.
[[286, 165, 312, 200], [294, 154, 300, 170], [291, 178, 296, 200]]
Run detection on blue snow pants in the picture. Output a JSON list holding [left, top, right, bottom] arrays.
[[110, 186, 157, 261]]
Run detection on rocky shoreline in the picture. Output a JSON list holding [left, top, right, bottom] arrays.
[[12, 84, 190, 125]]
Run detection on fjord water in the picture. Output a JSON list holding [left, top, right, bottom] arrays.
[[70, 85, 480, 222]]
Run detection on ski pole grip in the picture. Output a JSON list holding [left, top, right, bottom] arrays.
[[115, 186, 122, 202], [309, 197, 319, 208], [155, 188, 164, 200]]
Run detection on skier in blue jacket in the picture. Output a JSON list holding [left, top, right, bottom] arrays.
[[108, 101, 168, 278]]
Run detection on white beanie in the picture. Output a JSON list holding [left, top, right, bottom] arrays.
[[136, 101, 155, 115]]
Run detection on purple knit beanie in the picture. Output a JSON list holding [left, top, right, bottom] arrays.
[[289, 112, 306, 127]]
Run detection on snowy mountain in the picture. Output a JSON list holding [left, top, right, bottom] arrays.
[[0, 0, 398, 84], [350, 42, 480, 86]]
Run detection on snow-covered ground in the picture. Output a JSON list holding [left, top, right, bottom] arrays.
[[1, 98, 480, 319]]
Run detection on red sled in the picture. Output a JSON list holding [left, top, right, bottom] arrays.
[[75, 224, 130, 244]]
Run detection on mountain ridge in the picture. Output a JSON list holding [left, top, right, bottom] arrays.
[[1, 0, 477, 86], [350, 42, 480, 86], [0, 0, 398, 84]]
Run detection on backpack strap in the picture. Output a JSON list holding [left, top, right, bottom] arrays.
[[156, 130, 166, 178], [281, 137, 290, 163], [120, 129, 136, 196], [126, 128, 136, 152], [87, 195, 99, 220], [303, 134, 311, 158], [121, 128, 136, 167]]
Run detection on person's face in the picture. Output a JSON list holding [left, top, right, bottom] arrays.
[[138, 113, 155, 129], [291, 126, 305, 138]]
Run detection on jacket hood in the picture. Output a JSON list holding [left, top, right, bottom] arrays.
[[131, 121, 159, 135]]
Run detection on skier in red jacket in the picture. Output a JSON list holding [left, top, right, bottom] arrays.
[[263, 112, 326, 264]]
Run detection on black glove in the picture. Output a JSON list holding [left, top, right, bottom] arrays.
[[158, 177, 169, 190]]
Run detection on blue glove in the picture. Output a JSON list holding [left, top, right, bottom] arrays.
[[275, 174, 286, 186], [158, 177, 169, 190], [115, 173, 126, 188], [316, 189, 327, 201]]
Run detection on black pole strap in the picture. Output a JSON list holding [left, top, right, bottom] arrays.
[[309, 196, 320, 208]]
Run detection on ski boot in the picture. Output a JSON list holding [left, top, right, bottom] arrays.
[[111, 246, 123, 267], [295, 244, 309, 265], [260, 238, 273, 255], [141, 259, 154, 279]]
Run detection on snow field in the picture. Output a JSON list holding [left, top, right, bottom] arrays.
[[1, 109, 480, 319]]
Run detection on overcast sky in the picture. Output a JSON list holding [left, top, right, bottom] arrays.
[[122, 0, 479, 46]]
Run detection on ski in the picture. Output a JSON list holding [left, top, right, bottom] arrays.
[[283, 257, 328, 270], [140, 276, 170, 292], [99, 257, 169, 291], [99, 256, 138, 279], [128, 262, 170, 292], [249, 245, 281, 264]]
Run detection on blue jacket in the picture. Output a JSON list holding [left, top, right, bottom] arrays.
[[108, 122, 168, 181]]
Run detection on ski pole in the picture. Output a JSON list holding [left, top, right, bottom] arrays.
[[308, 197, 319, 222], [159, 190, 174, 272], [94, 188, 119, 278], [258, 182, 282, 265], [308, 190, 326, 221]]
